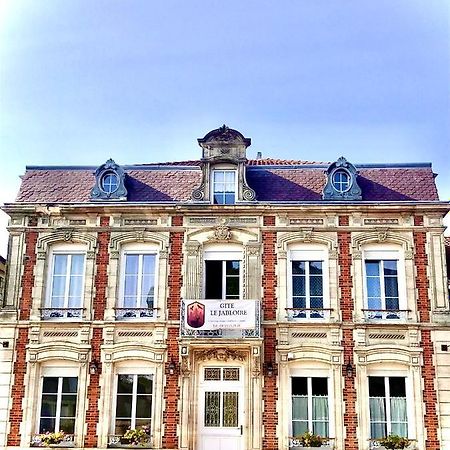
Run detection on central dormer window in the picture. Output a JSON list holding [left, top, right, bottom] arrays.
[[212, 170, 236, 204]]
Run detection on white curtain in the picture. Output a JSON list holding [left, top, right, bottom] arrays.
[[370, 397, 386, 438], [312, 396, 329, 437], [390, 397, 407, 436]]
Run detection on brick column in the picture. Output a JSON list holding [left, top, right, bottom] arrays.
[[162, 215, 183, 449], [7, 218, 38, 446], [414, 215, 440, 450], [262, 215, 278, 450], [338, 215, 358, 450], [84, 216, 110, 447]]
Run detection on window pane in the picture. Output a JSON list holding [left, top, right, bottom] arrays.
[[62, 377, 78, 393], [385, 298, 399, 310], [39, 418, 55, 433], [292, 396, 308, 420], [53, 255, 68, 275], [310, 276, 323, 296], [51, 275, 66, 298], [204, 392, 220, 427], [384, 277, 399, 298], [292, 261, 305, 275], [309, 261, 322, 275], [141, 276, 155, 300], [368, 297, 382, 310], [70, 255, 84, 275], [124, 275, 138, 296], [390, 397, 407, 422], [365, 261, 380, 276], [226, 277, 239, 297], [292, 377, 307, 395], [40, 395, 57, 416], [60, 395, 77, 417], [205, 260, 222, 299], [312, 378, 328, 395], [142, 255, 155, 274], [224, 193, 235, 204], [310, 297, 323, 309], [117, 375, 134, 393], [43, 377, 59, 393], [136, 396, 152, 418], [59, 418, 75, 434], [116, 395, 132, 417], [137, 375, 153, 394], [391, 422, 407, 437], [225, 171, 235, 183], [292, 421, 308, 436], [214, 172, 224, 183], [293, 297, 306, 309], [115, 419, 131, 436], [222, 392, 239, 427], [389, 377, 406, 397], [369, 377, 385, 397], [383, 260, 398, 276], [68, 276, 83, 299], [292, 277, 305, 296], [125, 255, 139, 275], [366, 277, 381, 297], [226, 261, 240, 275], [371, 422, 387, 439]]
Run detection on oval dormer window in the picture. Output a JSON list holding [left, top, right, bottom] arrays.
[[332, 170, 351, 193], [100, 172, 119, 194]]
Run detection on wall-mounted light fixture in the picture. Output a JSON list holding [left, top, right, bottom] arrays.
[[89, 360, 99, 375], [2, 341, 9, 348], [168, 360, 176, 375], [345, 361, 354, 378], [264, 362, 274, 378]]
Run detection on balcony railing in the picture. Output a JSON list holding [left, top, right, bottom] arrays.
[[40, 308, 84, 320], [180, 299, 261, 338], [286, 308, 333, 321], [114, 307, 159, 320], [368, 438, 416, 449], [362, 309, 410, 321]]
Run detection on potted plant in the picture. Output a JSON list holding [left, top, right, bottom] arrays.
[[291, 431, 331, 448], [116, 425, 151, 447], [32, 431, 70, 447], [376, 434, 412, 449]]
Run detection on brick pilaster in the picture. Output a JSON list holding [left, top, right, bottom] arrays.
[[262, 215, 278, 450], [338, 217, 358, 450], [162, 215, 184, 449], [414, 216, 440, 450], [85, 216, 110, 447], [84, 328, 103, 448], [7, 328, 29, 446]]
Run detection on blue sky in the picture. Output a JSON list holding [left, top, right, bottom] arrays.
[[0, 0, 449, 256]]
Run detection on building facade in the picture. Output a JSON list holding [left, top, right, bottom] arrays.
[[0, 126, 449, 450]]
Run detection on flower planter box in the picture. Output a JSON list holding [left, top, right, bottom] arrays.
[[108, 445, 152, 449], [291, 446, 333, 450]]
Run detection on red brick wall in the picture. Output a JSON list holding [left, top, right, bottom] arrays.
[[20, 227, 38, 320], [84, 328, 103, 448], [262, 216, 278, 450], [162, 215, 184, 448], [93, 216, 110, 321], [338, 219, 358, 449], [7, 328, 29, 446], [414, 216, 440, 449]]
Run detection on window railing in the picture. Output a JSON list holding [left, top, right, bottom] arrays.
[[114, 307, 159, 320], [286, 308, 333, 321], [40, 308, 85, 320], [107, 435, 152, 448], [362, 309, 411, 321], [368, 438, 416, 449], [31, 433, 75, 447], [289, 436, 335, 448]]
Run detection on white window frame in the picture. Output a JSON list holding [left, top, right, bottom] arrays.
[[211, 169, 237, 205], [204, 250, 242, 300], [112, 367, 155, 436], [289, 368, 334, 439], [118, 243, 159, 319], [36, 367, 79, 435], [45, 244, 86, 318], [288, 247, 328, 320], [368, 374, 410, 439], [363, 248, 406, 320]]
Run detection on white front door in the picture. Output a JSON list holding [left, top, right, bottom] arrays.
[[198, 366, 244, 450]]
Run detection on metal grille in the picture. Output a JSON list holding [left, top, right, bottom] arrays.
[[223, 368, 240, 381], [204, 392, 220, 427], [222, 392, 238, 427], [204, 368, 221, 381]]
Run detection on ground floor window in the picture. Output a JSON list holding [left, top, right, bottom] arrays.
[[39, 376, 78, 433], [369, 376, 407, 438], [115, 374, 153, 435], [291, 377, 329, 437]]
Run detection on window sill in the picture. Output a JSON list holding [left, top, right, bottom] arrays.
[[31, 443, 75, 448], [108, 444, 152, 449]]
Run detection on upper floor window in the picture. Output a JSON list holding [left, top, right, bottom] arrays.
[[212, 170, 236, 204], [45, 249, 86, 319], [117, 250, 157, 320], [369, 376, 408, 439], [288, 248, 328, 320], [101, 171, 119, 194], [204, 249, 241, 300], [364, 249, 404, 320], [114, 374, 153, 436], [331, 170, 351, 193], [39, 376, 78, 435], [291, 377, 329, 437]]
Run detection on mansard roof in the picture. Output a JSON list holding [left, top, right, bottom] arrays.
[[15, 159, 440, 203]]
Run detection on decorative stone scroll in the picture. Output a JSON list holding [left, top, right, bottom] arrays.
[[196, 348, 246, 362]]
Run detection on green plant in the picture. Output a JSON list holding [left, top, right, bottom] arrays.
[[295, 431, 324, 447], [35, 431, 66, 447], [122, 425, 151, 445], [378, 434, 411, 449]]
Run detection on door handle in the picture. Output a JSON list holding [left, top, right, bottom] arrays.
[[240, 425, 243, 435]]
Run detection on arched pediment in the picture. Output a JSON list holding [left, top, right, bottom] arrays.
[[37, 230, 97, 252], [352, 231, 413, 258], [278, 231, 338, 257], [109, 231, 169, 252]]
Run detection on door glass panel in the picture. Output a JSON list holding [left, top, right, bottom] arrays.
[[222, 392, 238, 427], [204, 368, 221, 381], [204, 392, 221, 427], [223, 368, 240, 381]]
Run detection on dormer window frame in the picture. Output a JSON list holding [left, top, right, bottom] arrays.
[[211, 166, 238, 205], [90, 158, 128, 201], [322, 156, 362, 201], [331, 169, 352, 194]]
